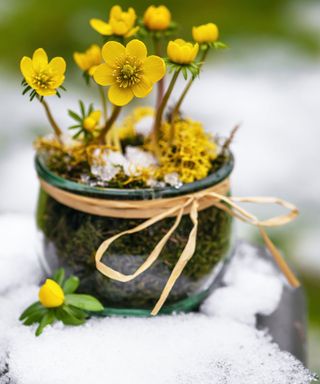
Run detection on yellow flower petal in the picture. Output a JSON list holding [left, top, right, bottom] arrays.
[[32, 48, 48, 71], [73, 52, 86, 71], [20, 56, 34, 80], [143, 55, 166, 83], [34, 88, 56, 96], [127, 7, 136, 22], [90, 19, 113, 35], [125, 26, 140, 38], [88, 65, 99, 76], [126, 39, 147, 60], [50, 74, 65, 89], [102, 41, 126, 65], [132, 76, 153, 98], [108, 85, 133, 106], [175, 39, 186, 46], [110, 5, 122, 19], [90, 110, 102, 122], [110, 19, 128, 35], [93, 63, 114, 86], [48, 57, 66, 75]]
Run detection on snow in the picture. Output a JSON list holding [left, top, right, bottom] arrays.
[[0, 214, 315, 384], [90, 146, 157, 183]]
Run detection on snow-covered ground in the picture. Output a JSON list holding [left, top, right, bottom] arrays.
[[0, 215, 315, 384]]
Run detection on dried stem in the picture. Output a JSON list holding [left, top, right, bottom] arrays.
[[98, 86, 108, 121], [153, 36, 165, 110], [222, 124, 241, 153], [41, 99, 62, 139], [98, 105, 121, 145], [151, 68, 181, 155]]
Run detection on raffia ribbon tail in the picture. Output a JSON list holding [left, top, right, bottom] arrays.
[[258, 226, 300, 288]]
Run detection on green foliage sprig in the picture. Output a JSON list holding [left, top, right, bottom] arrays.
[[20, 268, 104, 336]]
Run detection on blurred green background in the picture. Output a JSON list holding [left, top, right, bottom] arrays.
[[0, 0, 320, 69], [0, 0, 319, 376]]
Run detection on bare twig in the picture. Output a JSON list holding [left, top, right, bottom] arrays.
[[222, 124, 241, 153]]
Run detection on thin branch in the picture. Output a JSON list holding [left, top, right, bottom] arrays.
[[222, 124, 241, 153], [41, 99, 62, 139], [98, 105, 121, 145]]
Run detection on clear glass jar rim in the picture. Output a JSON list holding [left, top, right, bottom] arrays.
[[35, 151, 234, 200]]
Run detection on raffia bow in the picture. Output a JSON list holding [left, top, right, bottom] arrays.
[[40, 178, 300, 315]]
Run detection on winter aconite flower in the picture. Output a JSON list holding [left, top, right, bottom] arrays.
[[90, 5, 138, 37], [143, 5, 171, 31], [167, 39, 199, 65], [83, 110, 102, 132], [93, 39, 166, 106], [192, 23, 219, 44], [20, 268, 104, 336], [68, 101, 101, 141], [39, 279, 65, 308], [74, 45, 102, 76], [20, 48, 66, 96]]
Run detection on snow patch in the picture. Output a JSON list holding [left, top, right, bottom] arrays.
[[0, 215, 314, 384]]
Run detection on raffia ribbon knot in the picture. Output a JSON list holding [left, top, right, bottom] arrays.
[[40, 178, 300, 316]]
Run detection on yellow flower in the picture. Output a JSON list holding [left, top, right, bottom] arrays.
[[90, 5, 138, 37], [74, 45, 102, 76], [93, 39, 166, 107], [167, 39, 199, 65], [192, 23, 219, 44], [39, 279, 65, 308], [20, 48, 66, 97], [143, 5, 171, 31], [83, 110, 101, 132]]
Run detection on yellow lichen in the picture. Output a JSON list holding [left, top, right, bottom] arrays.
[[157, 118, 218, 183]]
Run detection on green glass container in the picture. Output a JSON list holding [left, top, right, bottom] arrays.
[[35, 153, 234, 316]]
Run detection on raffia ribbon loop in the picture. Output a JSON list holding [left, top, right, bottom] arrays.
[[39, 178, 300, 315], [95, 197, 193, 283]]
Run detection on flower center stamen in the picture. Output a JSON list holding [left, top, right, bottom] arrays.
[[32, 72, 53, 90], [114, 57, 142, 88]]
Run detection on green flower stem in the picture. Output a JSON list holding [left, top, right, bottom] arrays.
[[98, 105, 121, 144], [152, 68, 181, 155], [98, 86, 108, 121], [171, 47, 210, 121], [153, 36, 165, 110], [41, 99, 62, 140]]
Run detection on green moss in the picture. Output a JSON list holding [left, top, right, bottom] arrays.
[[38, 190, 232, 309]]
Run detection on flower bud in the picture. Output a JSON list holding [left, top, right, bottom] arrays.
[[167, 39, 199, 65], [83, 111, 101, 132], [143, 5, 171, 31], [73, 45, 102, 76], [192, 23, 219, 44], [39, 279, 64, 308]]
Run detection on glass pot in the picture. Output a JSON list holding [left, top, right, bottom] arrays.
[[35, 153, 234, 316]]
